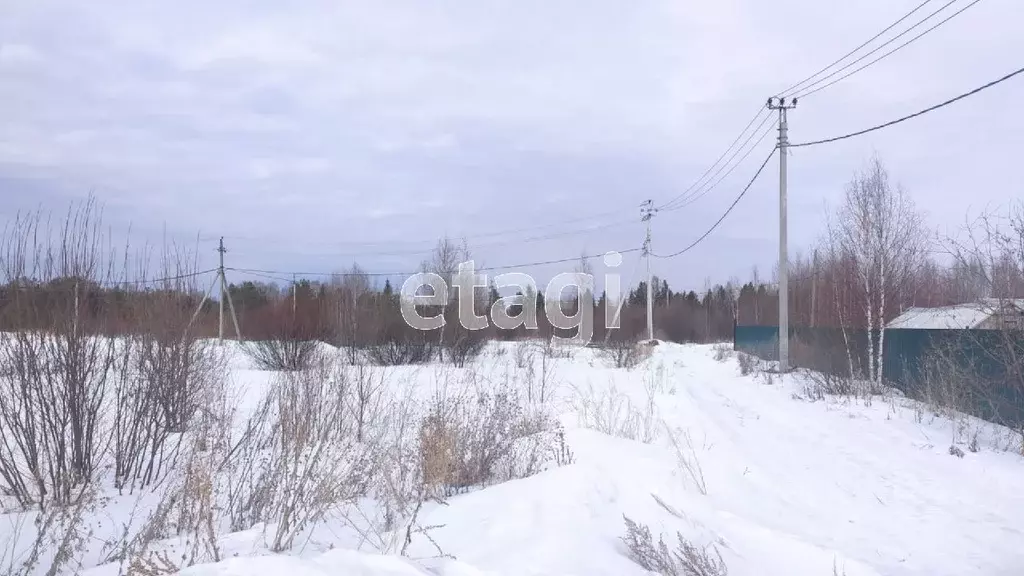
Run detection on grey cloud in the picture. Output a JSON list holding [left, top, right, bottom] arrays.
[[1, 0, 1022, 286]]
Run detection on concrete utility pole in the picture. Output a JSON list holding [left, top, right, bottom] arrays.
[[641, 199, 657, 341], [767, 96, 797, 372]]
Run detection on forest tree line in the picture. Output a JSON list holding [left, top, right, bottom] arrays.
[[3, 158, 1023, 352]]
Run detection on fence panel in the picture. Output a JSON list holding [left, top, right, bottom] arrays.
[[734, 324, 1024, 428]]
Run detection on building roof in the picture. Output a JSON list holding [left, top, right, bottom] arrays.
[[886, 299, 1024, 330]]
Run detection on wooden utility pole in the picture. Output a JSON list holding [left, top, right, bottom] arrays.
[[216, 237, 242, 345]]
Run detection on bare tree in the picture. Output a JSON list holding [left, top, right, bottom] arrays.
[[332, 264, 374, 363], [421, 236, 475, 363], [829, 157, 926, 384]]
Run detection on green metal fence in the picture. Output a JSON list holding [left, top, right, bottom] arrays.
[[734, 324, 1024, 428]]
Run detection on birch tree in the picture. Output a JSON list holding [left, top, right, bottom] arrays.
[[421, 237, 471, 362], [831, 158, 925, 384]]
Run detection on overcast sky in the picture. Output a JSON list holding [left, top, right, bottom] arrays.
[[1, 0, 1022, 292]]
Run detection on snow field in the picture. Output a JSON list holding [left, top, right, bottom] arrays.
[[3, 340, 1024, 575]]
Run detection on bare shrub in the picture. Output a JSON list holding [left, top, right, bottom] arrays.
[[349, 363, 388, 444], [368, 337, 436, 366], [514, 341, 558, 404], [221, 355, 374, 551], [736, 352, 757, 376], [418, 383, 556, 498], [243, 338, 320, 371], [599, 332, 649, 370], [712, 343, 732, 362], [341, 372, 556, 558], [347, 390, 442, 555], [0, 199, 123, 508], [621, 515, 728, 576], [112, 256, 225, 494], [801, 369, 855, 401], [514, 341, 535, 370], [107, 365, 236, 573], [445, 327, 488, 368], [551, 423, 575, 466]]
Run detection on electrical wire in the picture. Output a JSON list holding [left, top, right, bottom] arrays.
[[653, 147, 777, 259], [661, 0, 978, 210], [228, 218, 640, 261], [790, 64, 1024, 148], [661, 111, 775, 211], [220, 207, 633, 249], [658, 107, 770, 211], [2, 268, 220, 292], [795, 0, 985, 100], [226, 246, 644, 281], [125, 268, 219, 286], [777, 0, 939, 97], [104, 268, 219, 288], [477, 247, 641, 273], [661, 117, 779, 212]]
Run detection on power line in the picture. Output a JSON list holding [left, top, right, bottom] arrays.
[[2, 268, 220, 292], [657, 0, 968, 211], [125, 268, 219, 286], [790, 64, 1024, 148], [231, 269, 293, 284], [226, 246, 644, 281], [777, 0, 938, 98], [221, 207, 632, 249], [477, 247, 642, 273], [229, 266, 417, 279], [796, 0, 985, 100], [658, 107, 770, 211], [661, 116, 778, 212], [229, 217, 639, 261], [653, 147, 777, 259]]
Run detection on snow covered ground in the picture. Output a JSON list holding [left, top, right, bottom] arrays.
[[5, 340, 1024, 575]]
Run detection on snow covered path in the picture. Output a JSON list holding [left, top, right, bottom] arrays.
[[74, 342, 1024, 576], [658, 346, 1024, 576], [382, 344, 1024, 576]]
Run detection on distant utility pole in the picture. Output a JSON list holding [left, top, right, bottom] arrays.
[[217, 237, 242, 345], [641, 199, 657, 341], [767, 96, 797, 372], [811, 249, 818, 328]]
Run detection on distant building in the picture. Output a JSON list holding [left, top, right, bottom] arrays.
[[886, 299, 1024, 330]]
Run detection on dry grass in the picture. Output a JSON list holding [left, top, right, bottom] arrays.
[[572, 381, 659, 444], [621, 515, 728, 576], [417, 383, 559, 498]]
